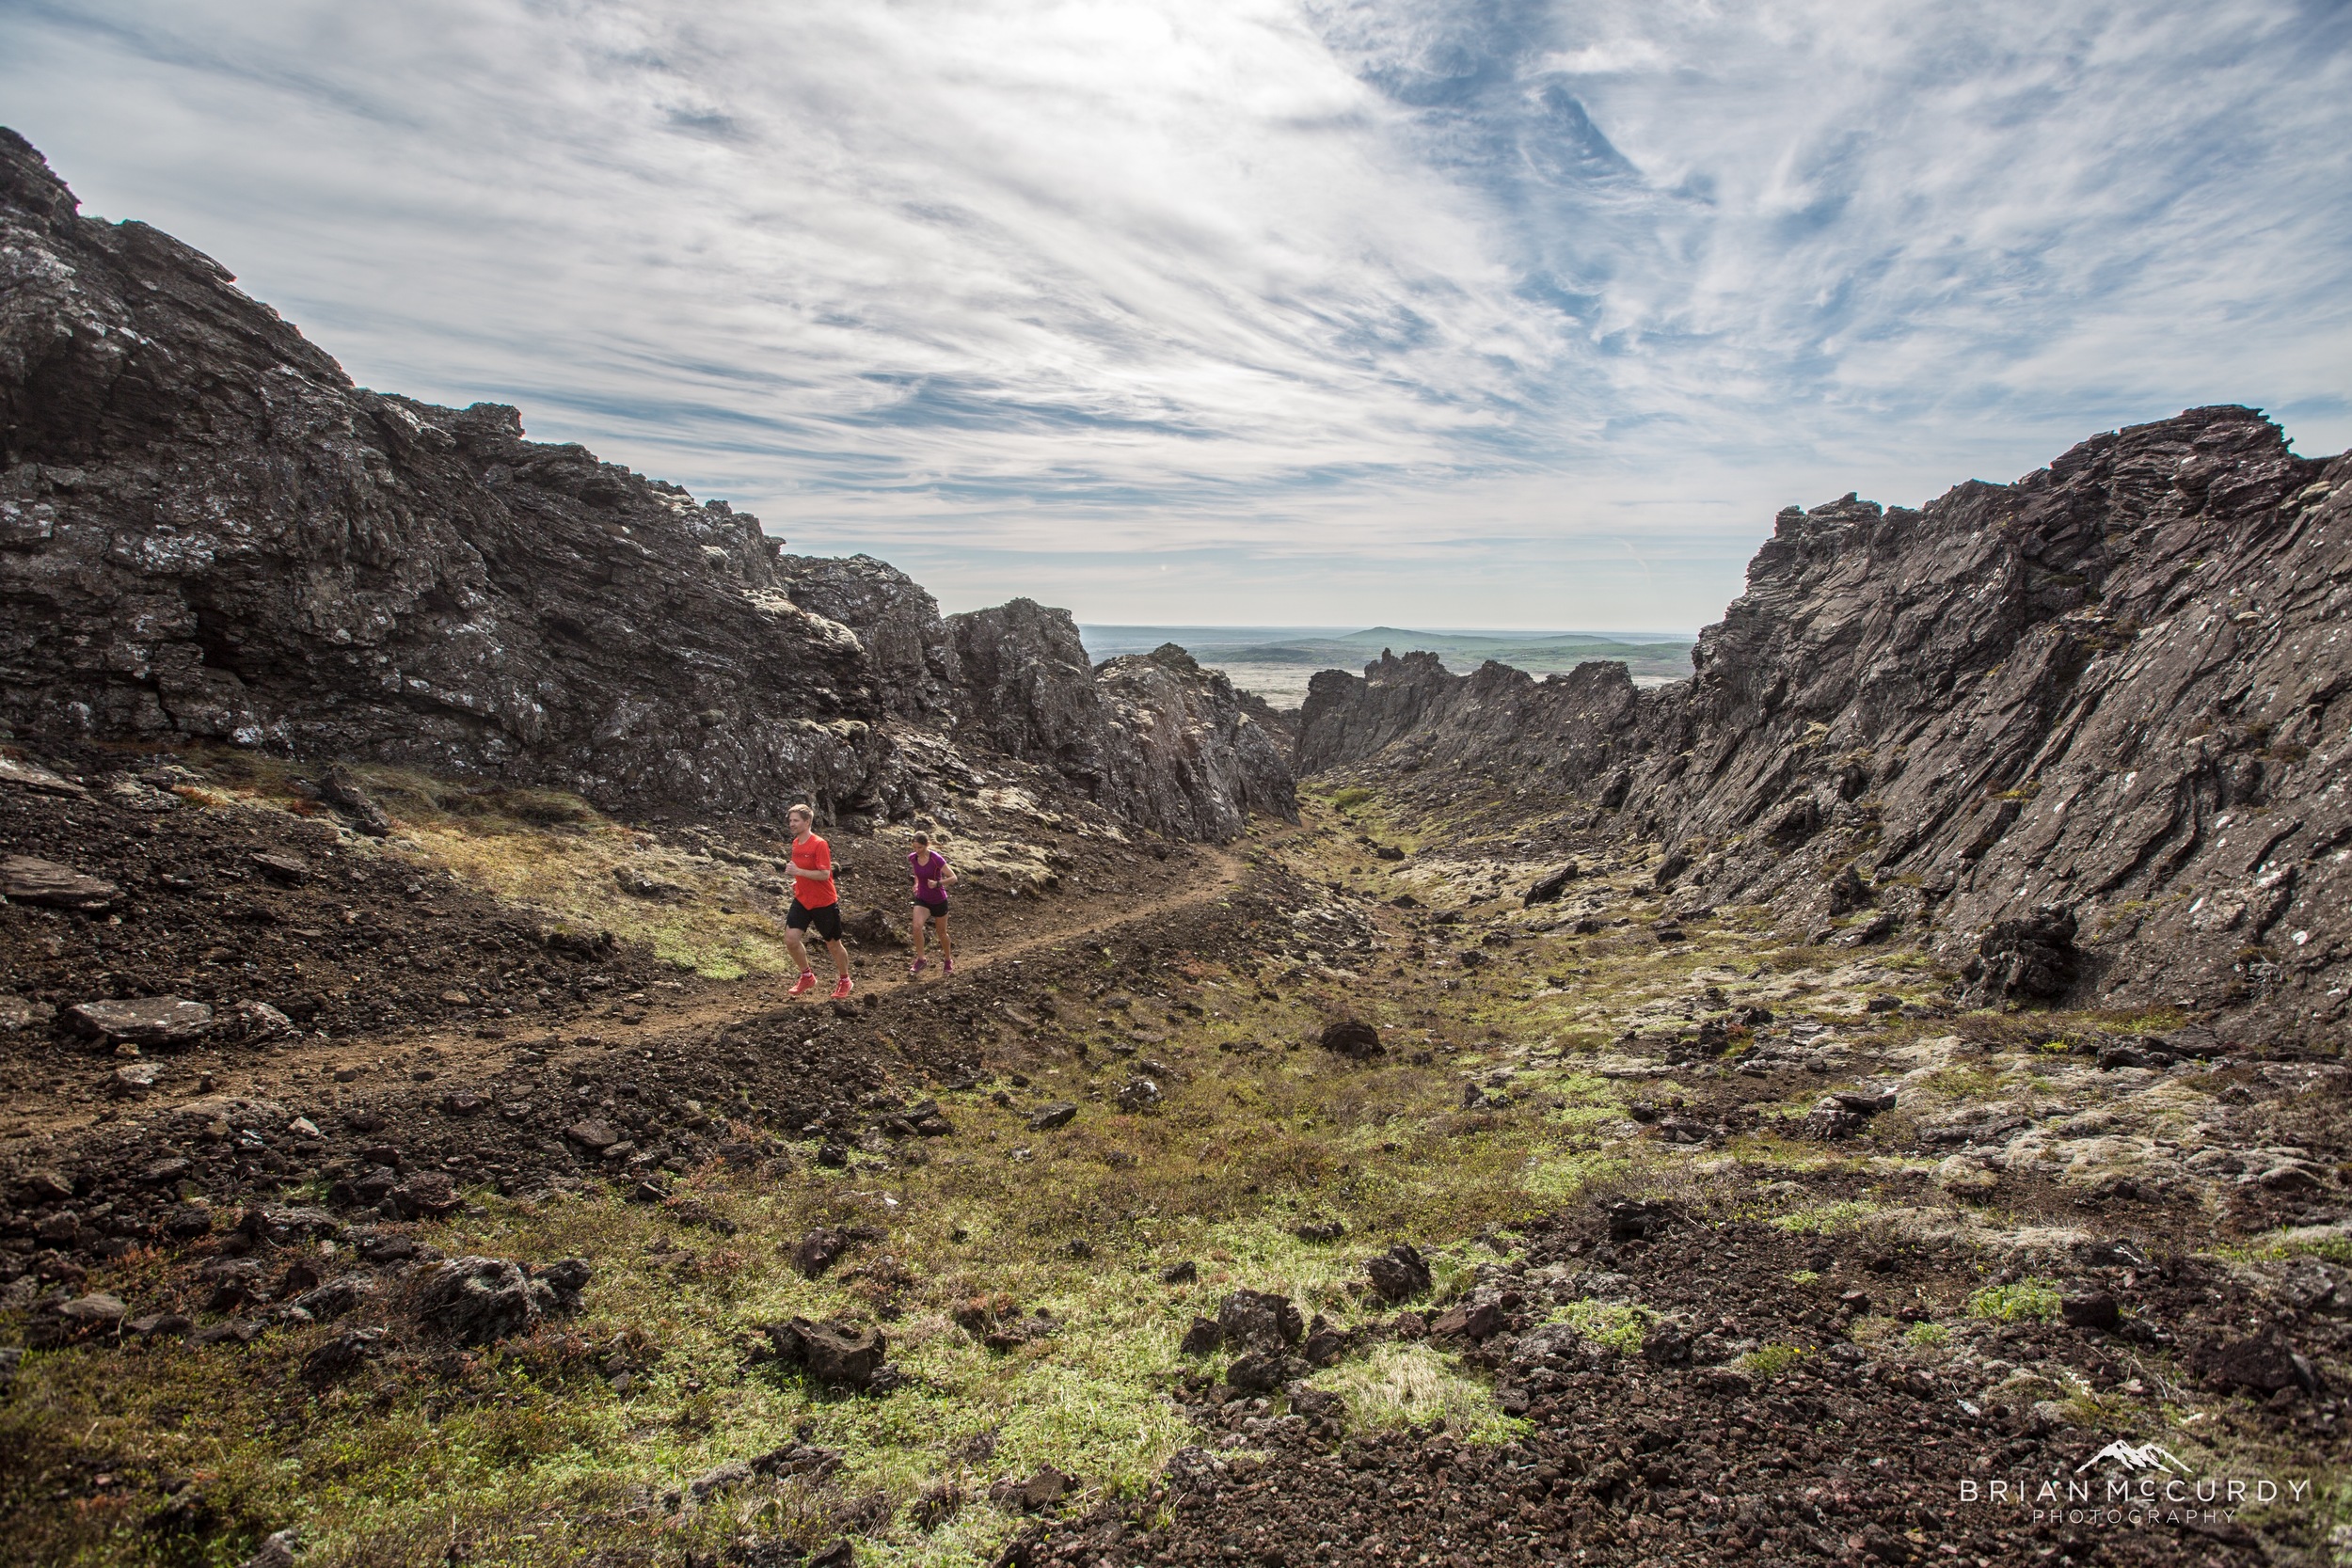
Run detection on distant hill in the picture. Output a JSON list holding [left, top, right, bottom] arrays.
[[1078, 625, 1697, 706]]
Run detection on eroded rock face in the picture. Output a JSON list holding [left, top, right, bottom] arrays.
[[949, 611, 1296, 841], [1093, 645, 1298, 841], [1297, 406, 2352, 1037], [773, 554, 961, 721], [0, 131, 898, 817]]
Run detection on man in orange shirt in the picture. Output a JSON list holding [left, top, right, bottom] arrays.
[[783, 802, 852, 1000]]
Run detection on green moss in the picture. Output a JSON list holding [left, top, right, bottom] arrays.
[[1547, 1298, 1651, 1355], [1307, 1344, 1525, 1446], [1903, 1321, 1949, 1347], [1967, 1278, 2063, 1323], [1737, 1344, 1810, 1378], [1768, 1200, 1880, 1235]]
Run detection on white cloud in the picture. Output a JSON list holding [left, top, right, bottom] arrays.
[[1, 0, 2345, 627]]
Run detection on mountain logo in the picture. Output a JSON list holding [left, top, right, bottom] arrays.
[[2075, 1441, 2194, 1476]]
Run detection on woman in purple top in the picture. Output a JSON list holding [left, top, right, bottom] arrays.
[[907, 831, 957, 976]]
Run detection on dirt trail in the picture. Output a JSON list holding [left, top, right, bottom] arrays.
[[29, 837, 1272, 1132]]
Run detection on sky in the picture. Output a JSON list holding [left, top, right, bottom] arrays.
[[4, 0, 2348, 630]]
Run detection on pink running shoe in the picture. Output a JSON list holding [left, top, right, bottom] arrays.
[[829, 974, 854, 1002], [909, 958, 928, 977], [941, 957, 953, 976], [788, 971, 818, 996]]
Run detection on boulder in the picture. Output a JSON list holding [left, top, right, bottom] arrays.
[[1365, 1243, 1432, 1302], [1602, 1197, 1674, 1241], [1224, 1350, 1304, 1392], [302, 1327, 389, 1386], [1179, 1317, 1223, 1356], [1318, 1019, 1382, 1059], [1522, 863, 1581, 905], [1216, 1288, 1304, 1354], [1025, 1101, 1078, 1132], [762, 1317, 889, 1390], [1964, 906, 2079, 1006], [2197, 1336, 2324, 1396], [319, 765, 393, 835], [1428, 1301, 1503, 1340], [791, 1227, 850, 1279], [240, 1529, 300, 1568], [66, 997, 213, 1048], [563, 1119, 621, 1152], [111, 1063, 165, 1098], [249, 852, 310, 886], [417, 1257, 553, 1344], [2060, 1292, 2121, 1332], [0, 855, 119, 912]]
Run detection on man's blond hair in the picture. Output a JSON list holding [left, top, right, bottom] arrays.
[[788, 802, 814, 822]]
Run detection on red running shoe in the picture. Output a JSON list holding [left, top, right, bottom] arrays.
[[788, 971, 818, 996], [941, 957, 953, 975], [829, 975, 854, 1002], [908, 958, 928, 977]]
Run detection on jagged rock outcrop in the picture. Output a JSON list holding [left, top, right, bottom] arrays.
[[0, 131, 1295, 840], [949, 606, 1295, 838], [0, 129, 899, 816], [1299, 406, 2352, 1038], [772, 554, 961, 720], [1095, 644, 1297, 840]]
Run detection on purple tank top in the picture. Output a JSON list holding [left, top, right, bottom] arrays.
[[910, 849, 947, 901]]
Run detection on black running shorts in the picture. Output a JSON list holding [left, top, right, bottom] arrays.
[[787, 900, 843, 942]]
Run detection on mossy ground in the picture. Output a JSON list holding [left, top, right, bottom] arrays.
[[6, 778, 2345, 1564]]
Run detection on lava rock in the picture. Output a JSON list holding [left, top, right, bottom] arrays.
[[0, 854, 120, 911], [1523, 863, 1581, 905], [1025, 1101, 1078, 1132], [1366, 1243, 1433, 1302], [762, 1317, 889, 1390], [302, 1327, 389, 1386], [1224, 1350, 1307, 1393], [1217, 1288, 1304, 1354], [2197, 1335, 2324, 1396], [2060, 1292, 2121, 1332], [1601, 1197, 1673, 1241], [65, 997, 213, 1049], [417, 1257, 555, 1345], [1964, 905, 2079, 1005], [563, 1119, 621, 1152], [1318, 1019, 1382, 1059], [792, 1227, 850, 1279]]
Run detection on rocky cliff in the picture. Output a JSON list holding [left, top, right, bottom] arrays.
[[0, 131, 1292, 841], [1299, 406, 2352, 1040], [949, 607, 1296, 839]]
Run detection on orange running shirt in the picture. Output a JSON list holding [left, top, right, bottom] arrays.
[[790, 832, 837, 908]]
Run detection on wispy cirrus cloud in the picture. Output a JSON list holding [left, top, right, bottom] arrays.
[[2, 0, 2346, 627]]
